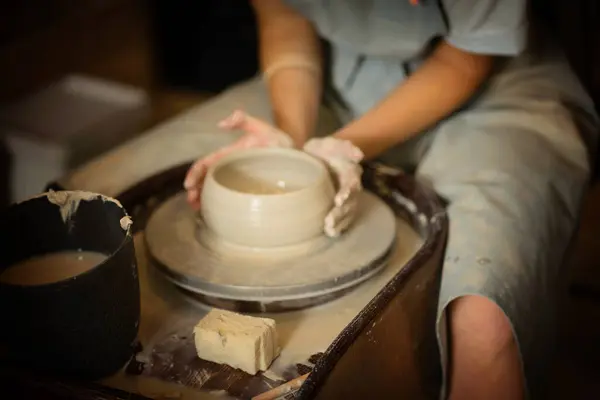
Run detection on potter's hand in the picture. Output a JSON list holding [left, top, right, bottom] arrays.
[[303, 137, 364, 237], [184, 110, 294, 209]]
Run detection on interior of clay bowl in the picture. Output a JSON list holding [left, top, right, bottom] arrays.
[[201, 148, 335, 248], [212, 148, 325, 195]]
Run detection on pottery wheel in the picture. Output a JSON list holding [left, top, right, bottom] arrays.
[[145, 191, 396, 304]]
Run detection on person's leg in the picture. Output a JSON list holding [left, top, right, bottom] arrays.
[[414, 53, 598, 399], [447, 296, 524, 399], [427, 119, 589, 399]]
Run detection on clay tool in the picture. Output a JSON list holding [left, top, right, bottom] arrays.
[[251, 373, 310, 400]]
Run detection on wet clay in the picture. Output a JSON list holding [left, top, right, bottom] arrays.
[[212, 152, 320, 195], [120, 216, 134, 231], [0, 250, 108, 286], [222, 177, 293, 195], [45, 190, 100, 222], [145, 191, 396, 300], [31, 190, 132, 231], [213, 166, 295, 195], [193, 309, 280, 375]]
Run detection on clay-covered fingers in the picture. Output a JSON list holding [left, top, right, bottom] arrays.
[[302, 138, 365, 237], [184, 150, 223, 191], [321, 160, 363, 237], [218, 110, 294, 148], [183, 145, 238, 209], [183, 112, 294, 210], [218, 109, 268, 132], [184, 160, 206, 191], [328, 159, 363, 203], [186, 187, 202, 210], [218, 110, 281, 136], [323, 193, 360, 237], [217, 109, 247, 130], [183, 160, 209, 210], [184, 111, 294, 211]]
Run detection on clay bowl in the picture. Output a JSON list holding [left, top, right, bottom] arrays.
[[0, 191, 140, 380], [201, 148, 335, 248]]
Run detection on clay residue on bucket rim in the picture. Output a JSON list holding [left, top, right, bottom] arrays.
[[28, 190, 132, 231], [120, 216, 133, 231], [45, 190, 100, 222]]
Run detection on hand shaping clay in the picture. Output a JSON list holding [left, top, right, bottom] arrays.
[[193, 309, 280, 375]]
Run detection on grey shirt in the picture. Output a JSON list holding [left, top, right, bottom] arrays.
[[284, 0, 528, 115]]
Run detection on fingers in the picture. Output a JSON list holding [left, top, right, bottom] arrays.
[[241, 113, 282, 135], [187, 188, 201, 211], [184, 141, 243, 191], [307, 149, 363, 203], [319, 155, 363, 236], [218, 110, 278, 136], [184, 145, 232, 189], [201, 144, 237, 166], [186, 110, 294, 211], [184, 145, 237, 208], [324, 210, 354, 237], [184, 161, 208, 209], [334, 172, 362, 206], [329, 161, 362, 206], [217, 110, 294, 148], [184, 161, 207, 190], [323, 194, 360, 237], [217, 109, 246, 130]]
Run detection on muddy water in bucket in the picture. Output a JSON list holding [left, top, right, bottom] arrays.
[[0, 251, 108, 286]]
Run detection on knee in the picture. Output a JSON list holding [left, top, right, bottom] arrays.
[[450, 295, 514, 354], [447, 295, 525, 400]]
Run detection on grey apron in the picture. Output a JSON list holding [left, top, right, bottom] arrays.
[[284, 1, 599, 399]]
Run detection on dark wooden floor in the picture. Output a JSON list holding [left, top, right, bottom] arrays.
[[2, 1, 600, 397]]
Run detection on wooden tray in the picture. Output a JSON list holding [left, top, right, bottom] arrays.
[[5, 162, 447, 399]]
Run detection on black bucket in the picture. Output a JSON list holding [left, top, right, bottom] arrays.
[[0, 191, 140, 380]]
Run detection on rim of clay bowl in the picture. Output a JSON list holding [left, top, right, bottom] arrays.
[[0, 190, 134, 289], [205, 147, 331, 199]]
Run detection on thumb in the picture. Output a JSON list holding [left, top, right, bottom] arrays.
[[183, 161, 207, 190], [217, 110, 246, 130], [218, 110, 278, 135]]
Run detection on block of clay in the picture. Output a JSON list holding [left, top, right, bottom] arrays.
[[193, 309, 280, 375]]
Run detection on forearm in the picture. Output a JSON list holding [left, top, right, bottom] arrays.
[[334, 40, 494, 159], [252, 1, 322, 147]]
